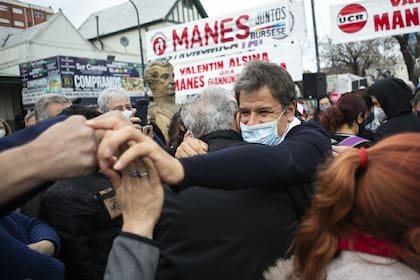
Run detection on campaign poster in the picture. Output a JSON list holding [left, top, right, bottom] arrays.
[[331, 0, 420, 43]]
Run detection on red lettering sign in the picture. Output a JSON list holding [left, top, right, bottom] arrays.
[[374, 7, 419, 31], [171, 15, 250, 52], [390, 0, 420, 7]]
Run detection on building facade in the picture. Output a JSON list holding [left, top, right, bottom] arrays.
[[0, 0, 53, 29]]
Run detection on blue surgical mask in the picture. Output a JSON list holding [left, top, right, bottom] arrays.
[[240, 112, 287, 146]]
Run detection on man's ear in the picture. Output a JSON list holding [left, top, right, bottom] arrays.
[[357, 112, 365, 124], [234, 111, 241, 131], [286, 101, 296, 121]]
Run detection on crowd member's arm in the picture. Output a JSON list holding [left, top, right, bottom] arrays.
[[93, 122, 330, 189], [0, 227, 64, 280], [0, 115, 67, 152], [102, 150, 163, 280], [175, 137, 208, 158], [178, 122, 331, 188], [0, 116, 97, 215], [7, 212, 61, 257]]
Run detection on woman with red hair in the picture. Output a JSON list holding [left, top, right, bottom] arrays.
[[265, 133, 420, 279]]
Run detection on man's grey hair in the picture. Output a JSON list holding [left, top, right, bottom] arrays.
[[97, 88, 129, 113], [34, 94, 71, 121], [234, 60, 296, 107], [181, 86, 238, 139]]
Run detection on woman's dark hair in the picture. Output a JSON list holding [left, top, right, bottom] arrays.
[[320, 92, 367, 135]]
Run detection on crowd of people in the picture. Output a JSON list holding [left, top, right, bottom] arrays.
[[0, 60, 419, 280]]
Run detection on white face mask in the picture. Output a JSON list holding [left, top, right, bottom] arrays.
[[240, 111, 287, 146], [0, 129, 5, 138], [121, 110, 132, 120], [374, 106, 387, 122], [319, 104, 331, 111]]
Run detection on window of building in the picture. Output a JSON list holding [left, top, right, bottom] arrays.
[[12, 7, 23, 14], [34, 11, 44, 18], [14, 20, 24, 27], [182, 0, 193, 8], [0, 5, 8, 11], [0, 18, 10, 24]]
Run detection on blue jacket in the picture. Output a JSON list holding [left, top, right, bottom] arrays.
[[178, 121, 331, 189], [0, 211, 64, 279]]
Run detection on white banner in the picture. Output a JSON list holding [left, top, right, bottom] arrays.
[[145, 0, 306, 103], [173, 44, 303, 103], [146, 0, 307, 63], [331, 0, 420, 44]]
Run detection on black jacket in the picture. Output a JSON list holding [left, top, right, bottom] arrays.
[[40, 173, 122, 280], [370, 77, 420, 142], [155, 129, 316, 280]]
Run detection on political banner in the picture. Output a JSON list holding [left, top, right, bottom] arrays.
[[146, 0, 307, 63], [145, 0, 306, 102], [331, 0, 420, 44], [173, 44, 303, 103]]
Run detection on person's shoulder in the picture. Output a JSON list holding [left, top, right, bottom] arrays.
[[327, 251, 420, 280], [288, 120, 330, 142], [44, 174, 111, 202]]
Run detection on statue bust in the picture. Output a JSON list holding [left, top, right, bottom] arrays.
[[145, 61, 179, 143]]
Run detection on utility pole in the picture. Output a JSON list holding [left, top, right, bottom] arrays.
[[311, 0, 321, 72], [128, 0, 147, 92]]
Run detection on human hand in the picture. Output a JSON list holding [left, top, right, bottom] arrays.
[[175, 137, 208, 158], [28, 240, 56, 256], [114, 158, 163, 239], [98, 126, 184, 185], [29, 115, 97, 181]]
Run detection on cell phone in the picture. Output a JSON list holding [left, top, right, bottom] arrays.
[[133, 97, 149, 126]]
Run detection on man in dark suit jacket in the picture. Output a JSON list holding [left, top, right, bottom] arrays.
[[154, 86, 314, 280]]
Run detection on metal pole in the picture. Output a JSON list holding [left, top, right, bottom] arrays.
[[311, 0, 320, 72], [128, 0, 147, 92]]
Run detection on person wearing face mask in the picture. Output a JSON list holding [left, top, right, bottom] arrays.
[[170, 61, 330, 188], [320, 92, 372, 148], [89, 76, 330, 279], [147, 87, 309, 280], [369, 77, 420, 142], [0, 119, 12, 138], [313, 95, 332, 122], [91, 62, 330, 276], [97, 88, 165, 146], [352, 88, 375, 141]]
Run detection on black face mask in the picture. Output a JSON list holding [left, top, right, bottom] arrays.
[[366, 112, 375, 124], [357, 121, 366, 136], [356, 112, 369, 136]]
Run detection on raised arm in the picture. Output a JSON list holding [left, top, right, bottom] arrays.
[[0, 116, 97, 215]]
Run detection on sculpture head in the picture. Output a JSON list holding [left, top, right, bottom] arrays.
[[145, 61, 175, 98]]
